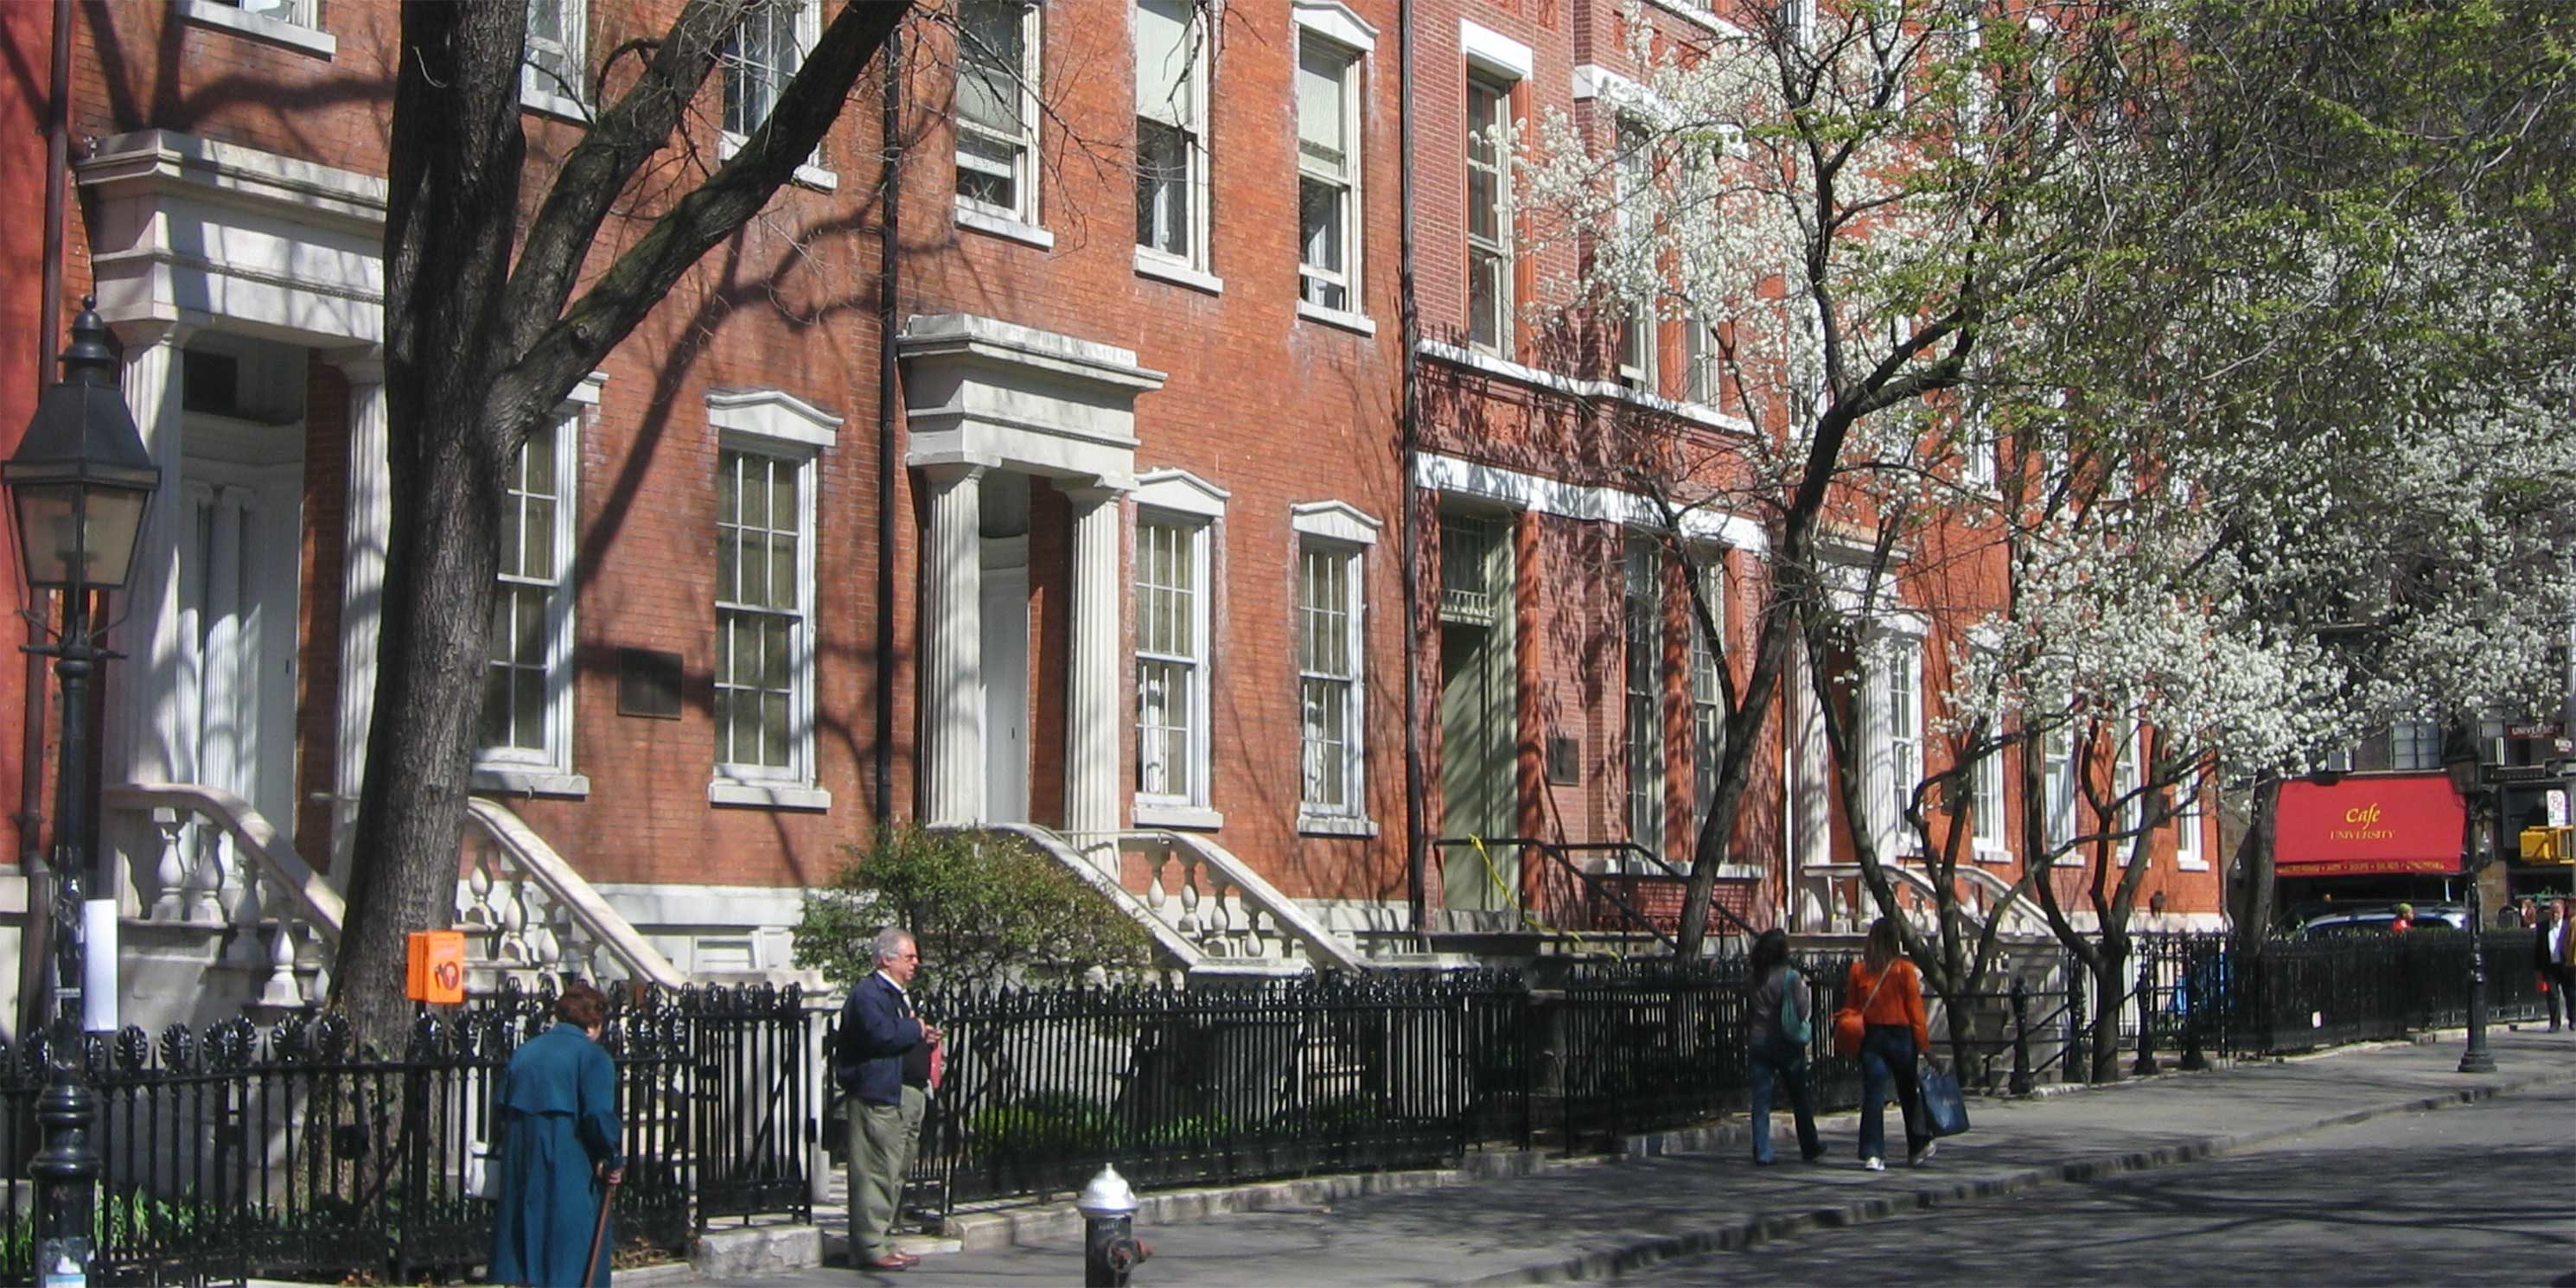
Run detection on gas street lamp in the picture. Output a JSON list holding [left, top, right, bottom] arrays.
[[2440, 727, 2496, 1075], [8, 297, 160, 1288]]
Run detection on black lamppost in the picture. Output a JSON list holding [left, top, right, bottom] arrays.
[[9, 298, 160, 1288], [2441, 729, 2496, 1074]]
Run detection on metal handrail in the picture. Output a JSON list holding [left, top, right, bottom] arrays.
[[1431, 836, 1762, 950], [463, 796, 687, 988], [104, 781, 347, 940]]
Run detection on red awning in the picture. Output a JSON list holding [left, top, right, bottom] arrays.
[[2275, 773, 2464, 877]]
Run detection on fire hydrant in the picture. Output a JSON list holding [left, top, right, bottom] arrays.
[[1077, 1164, 1151, 1286]]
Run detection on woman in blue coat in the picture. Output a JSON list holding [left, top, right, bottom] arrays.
[[489, 982, 625, 1288]]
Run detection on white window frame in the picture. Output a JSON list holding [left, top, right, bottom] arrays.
[[1464, 69, 1516, 357], [2043, 722, 2076, 854], [473, 377, 599, 798], [1135, 0, 1215, 282], [1292, 501, 1380, 833], [1970, 738, 2009, 860], [2172, 763, 2208, 870], [1625, 535, 1667, 858], [1294, 12, 1369, 321], [1687, 552, 1725, 834], [521, 0, 589, 119], [180, 0, 335, 57], [706, 389, 838, 810], [2112, 718, 2144, 860], [954, 0, 1043, 232], [1133, 504, 1217, 826], [721, 0, 838, 191], [1882, 634, 1924, 854], [1613, 115, 1657, 394], [1684, 314, 1721, 406]]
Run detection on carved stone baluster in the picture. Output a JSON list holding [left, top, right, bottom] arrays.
[[258, 878, 302, 1007], [147, 808, 188, 921], [530, 888, 564, 983], [1202, 872, 1235, 956], [498, 876, 530, 963], [1144, 843, 1172, 926], [226, 864, 268, 967], [462, 851, 494, 926], [1176, 854, 1203, 941]]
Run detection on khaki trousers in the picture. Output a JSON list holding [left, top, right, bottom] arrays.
[[848, 1084, 927, 1259]]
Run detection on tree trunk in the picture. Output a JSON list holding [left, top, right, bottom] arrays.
[[2088, 945, 2126, 1083], [2229, 775, 2281, 963]]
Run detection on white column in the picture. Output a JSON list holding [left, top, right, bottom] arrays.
[[1789, 640, 1832, 930], [104, 321, 192, 794], [921, 464, 985, 825], [332, 354, 390, 866], [1062, 485, 1123, 859]]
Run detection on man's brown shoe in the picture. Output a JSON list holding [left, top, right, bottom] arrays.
[[859, 1254, 912, 1272]]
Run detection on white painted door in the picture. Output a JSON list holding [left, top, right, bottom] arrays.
[[979, 564, 1030, 824], [175, 462, 303, 839]]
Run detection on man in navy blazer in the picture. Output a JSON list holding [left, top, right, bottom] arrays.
[[838, 928, 939, 1272]]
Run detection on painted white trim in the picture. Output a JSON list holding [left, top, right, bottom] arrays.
[[707, 387, 842, 449], [471, 768, 592, 798], [1132, 801, 1224, 831], [1290, 501, 1383, 546], [1643, 0, 1749, 39], [1412, 451, 1769, 553], [1292, 0, 1378, 52], [708, 781, 833, 811], [473, 399, 584, 784], [717, 131, 839, 192], [1134, 248, 1226, 295], [955, 202, 1057, 249], [1572, 64, 1652, 108], [1298, 813, 1380, 838], [1458, 19, 1534, 80], [1134, 468, 1231, 519], [1296, 299, 1378, 335], [178, 0, 336, 57], [1416, 339, 1756, 435]]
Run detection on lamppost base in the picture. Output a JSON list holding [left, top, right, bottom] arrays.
[[2457, 1049, 2496, 1074]]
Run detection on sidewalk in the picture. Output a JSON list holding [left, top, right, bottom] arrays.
[[725, 1027, 2575, 1288]]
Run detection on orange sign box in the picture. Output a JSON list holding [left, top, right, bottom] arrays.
[[406, 929, 468, 1004]]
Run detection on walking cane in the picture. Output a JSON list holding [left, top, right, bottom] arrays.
[[581, 1173, 622, 1287]]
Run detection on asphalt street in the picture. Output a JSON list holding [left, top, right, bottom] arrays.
[[1573, 1082, 2576, 1287]]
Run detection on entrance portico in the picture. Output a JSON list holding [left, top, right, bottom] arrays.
[[897, 315, 1164, 847]]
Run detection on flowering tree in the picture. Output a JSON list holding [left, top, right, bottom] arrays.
[[1516, 0, 2138, 991]]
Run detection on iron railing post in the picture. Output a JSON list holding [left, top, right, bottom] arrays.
[[2132, 953, 2159, 1076], [2008, 976, 2034, 1095]]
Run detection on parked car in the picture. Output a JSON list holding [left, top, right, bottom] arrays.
[[2293, 902, 2471, 938]]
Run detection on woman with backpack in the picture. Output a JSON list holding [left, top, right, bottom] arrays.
[[1744, 928, 1823, 1164], [1843, 916, 1935, 1171]]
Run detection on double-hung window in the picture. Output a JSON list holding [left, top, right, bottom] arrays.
[[1688, 558, 1725, 832], [1135, 513, 1213, 812], [477, 394, 588, 794], [1625, 536, 1666, 857], [1465, 73, 1514, 354], [956, 0, 1041, 226], [1685, 315, 1720, 405], [2113, 719, 2144, 841], [2172, 766, 2207, 869], [1298, 543, 1364, 816], [2042, 723, 2076, 853], [1614, 117, 1656, 392], [522, 0, 587, 113], [1971, 738, 2007, 856], [1297, 33, 1362, 312], [715, 449, 813, 788], [2389, 719, 2441, 770], [1135, 0, 1212, 271], [724, 0, 813, 137], [1884, 636, 1922, 839]]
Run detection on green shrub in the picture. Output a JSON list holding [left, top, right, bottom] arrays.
[[794, 823, 1157, 988], [968, 1092, 1115, 1157]]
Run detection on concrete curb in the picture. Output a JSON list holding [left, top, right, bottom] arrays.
[[1444, 1062, 2576, 1288]]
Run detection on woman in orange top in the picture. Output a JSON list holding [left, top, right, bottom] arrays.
[[1844, 916, 1933, 1170]]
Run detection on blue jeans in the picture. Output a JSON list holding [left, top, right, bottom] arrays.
[[1748, 1043, 1820, 1164], [1858, 1024, 1928, 1162]]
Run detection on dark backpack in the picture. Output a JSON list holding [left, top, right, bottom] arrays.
[[1777, 967, 1812, 1047]]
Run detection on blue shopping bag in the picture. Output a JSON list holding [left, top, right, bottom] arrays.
[[1918, 1062, 1971, 1138]]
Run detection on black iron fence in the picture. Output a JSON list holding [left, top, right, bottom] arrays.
[[0, 980, 810, 1288], [2132, 929, 2553, 1062]]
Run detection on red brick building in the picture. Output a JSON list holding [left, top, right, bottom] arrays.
[[0, 0, 2222, 1030]]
